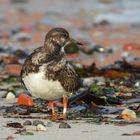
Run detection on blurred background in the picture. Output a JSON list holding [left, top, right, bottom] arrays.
[[0, 0, 140, 76]]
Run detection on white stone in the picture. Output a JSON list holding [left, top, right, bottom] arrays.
[[121, 109, 137, 120], [36, 124, 46, 131], [6, 92, 16, 100], [134, 81, 140, 88]]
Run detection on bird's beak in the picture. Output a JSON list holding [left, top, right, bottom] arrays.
[[62, 38, 83, 53], [69, 38, 83, 46]]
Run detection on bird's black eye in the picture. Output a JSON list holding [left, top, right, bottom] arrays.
[[63, 33, 68, 38]]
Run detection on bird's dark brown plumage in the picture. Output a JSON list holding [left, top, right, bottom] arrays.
[[21, 27, 82, 100]]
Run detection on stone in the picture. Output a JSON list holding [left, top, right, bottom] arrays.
[[59, 122, 71, 128], [6, 92, 16, 100], [36, 124, 46, 131], [23, 120, 32, 125]]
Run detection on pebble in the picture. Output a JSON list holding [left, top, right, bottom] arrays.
[[134, 81, 140, 88], [46, 121, 53, 127], [121, 108, 137, 121], [23, 120, 32, 125], [36, 124, 46, 131], [33, 120, 45, 126], [134, 81, 140, 92], [93, 45, 105, 53], [6, 91, 16, 100], [14, 107, 28, 114], [59, 122, 71, 128]]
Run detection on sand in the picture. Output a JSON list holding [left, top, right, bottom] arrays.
[[0, 116, 140, 140]]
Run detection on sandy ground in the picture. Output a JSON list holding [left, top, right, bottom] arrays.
[[0, 98, 140, 140], [0, 116, 140, 140]]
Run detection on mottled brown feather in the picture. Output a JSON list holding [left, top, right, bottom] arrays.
[[21, 27, 82, 93], [58, 64, 81, 92]]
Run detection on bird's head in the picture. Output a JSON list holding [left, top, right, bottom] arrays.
[[44, 27, 82, 55]]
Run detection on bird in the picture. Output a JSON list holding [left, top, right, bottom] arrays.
[[21, 27, 82, 120]]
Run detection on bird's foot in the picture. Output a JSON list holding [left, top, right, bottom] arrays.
[[51, 113, 58, 121], [51, 113, 67, 121], [58, 113, 67, 120]]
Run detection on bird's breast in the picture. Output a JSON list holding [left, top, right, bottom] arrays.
[[22, 70, 68, 100]]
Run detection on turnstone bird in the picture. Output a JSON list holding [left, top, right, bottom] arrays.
[[21, 27, 82, 120]]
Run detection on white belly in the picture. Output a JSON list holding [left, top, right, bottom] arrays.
[[23, 71, 68, 100]]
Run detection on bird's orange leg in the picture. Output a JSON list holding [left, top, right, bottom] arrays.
[[48, 101, 58, 121], [48, 96, 68, 120], [59, 95, 68, 120]]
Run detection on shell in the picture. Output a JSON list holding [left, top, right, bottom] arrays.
[[36, 124, 46, 131], [121, 109, 137, 121]]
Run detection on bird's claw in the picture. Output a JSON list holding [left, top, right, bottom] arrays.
[[51, 114, 58, 121]]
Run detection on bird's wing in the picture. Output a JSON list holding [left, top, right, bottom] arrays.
[[20, 46, 45, 78], [58, 63, 82, 92]]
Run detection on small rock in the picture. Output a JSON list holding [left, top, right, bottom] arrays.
[[33, 120, 45, 126], [23, 120, 32, 125], [6, 92, 16, 100], [93, 45, 105, 53], [36, 124, 46, 131], [46, 121, 53, 127], [121, 109, 137, 121], [134, 81, 140, 88], [14, 107, 29, 114], [59, 122, 71, 128]]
